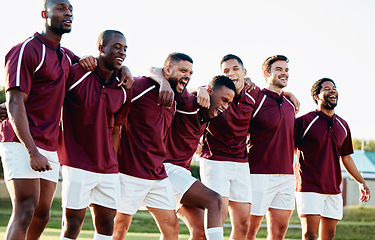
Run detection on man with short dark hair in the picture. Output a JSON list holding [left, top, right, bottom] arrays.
[[163, 75, 236, 240], [247, 55, 296, 240], [113, 53, 193, 240], [0, 1, 79, 239], [58, 30, 131, 240], [294, 78, 370, 240]]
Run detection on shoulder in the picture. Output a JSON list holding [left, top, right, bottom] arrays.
[[176, 90, 198, 112], [67, 63, 92, 89]]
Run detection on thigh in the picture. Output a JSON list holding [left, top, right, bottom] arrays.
[[165, 163, 197, 205], [145, 178, 176, 211], [5, 178, 40, 208], [91, 173, 120, 210], [0, 142, 39, 181], [229, 162, 252, 203], [228, 200, 251, 225], [118, 174, 152, 215], [299, 214, 321, 236], [267, 208, 293, 229], [177, 205, 205, 230], [180, 180, 219, 209], [199, 158, 232, 197], [270, 175, 295, 211], [61, 166, 96, 209]]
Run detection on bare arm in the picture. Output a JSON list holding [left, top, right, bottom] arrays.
[[341, 155, 371, 202], [195, 86, 210, 109], [6, 89, 51, 171], [284, 91, 300, 115], [78, 55, 97, 72], [148, 67, 174, 108], [112, 125, 122, 155], [0, 103, 7, 121]]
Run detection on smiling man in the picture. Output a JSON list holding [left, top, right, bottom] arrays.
[[163, 75, 235, 240], [247, 55, 296, 240], [113, 53, 193, 240], [294, 78, 370, 240], [58, 30, 131, 240]]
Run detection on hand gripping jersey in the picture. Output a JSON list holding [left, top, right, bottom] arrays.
[[294, 110, 354, 194], [164, 90, 209, 170], [200, 87, 257, 162], [117, 77, 176, 180], [58, 64, 131, 173], [248, 88, 295, 174], [1, 32, 79, 151]]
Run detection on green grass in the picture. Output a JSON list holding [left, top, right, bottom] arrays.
[[1, 198, 375, 239]]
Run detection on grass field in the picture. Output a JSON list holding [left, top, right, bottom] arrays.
[[1, 198, 375, 239]]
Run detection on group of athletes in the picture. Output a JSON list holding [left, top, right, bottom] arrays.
[[0, 0, 371, 240]]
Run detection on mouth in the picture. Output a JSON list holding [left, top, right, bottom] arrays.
[[213, 107, 224, 117], [63, 19, 72, 27], [328, 94, 337, 102], [116, 57, 124, 65], [176, 78, 189, 93], [279, 76, 288, 83]]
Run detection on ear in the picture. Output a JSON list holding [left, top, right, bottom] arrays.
[[163, 65, 171, 77], [98, 45, 104, 53], [243, 68, 247, 76], [41, 10, 47, 19], [207, 87, 213, 95], [314, 94, 320, 102], [263, 69, 270, 78]]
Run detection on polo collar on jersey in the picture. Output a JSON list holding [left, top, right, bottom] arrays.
[[315, 109, 337, 127], [94, 66, 118, 87], [262, 88, 284, 105], [34, 32, 61, 50]]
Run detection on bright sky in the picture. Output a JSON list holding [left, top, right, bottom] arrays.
[[1, 0, 375, 140]]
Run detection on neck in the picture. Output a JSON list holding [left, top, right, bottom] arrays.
[[97, 60, 114, 83], [266, 84, 283, 95], [318, 106, 335, 117], [236, 85, 244, 95], [41, 27, 62, 44]]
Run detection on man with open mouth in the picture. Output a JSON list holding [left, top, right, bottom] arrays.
[[294, 78, 371, 240]]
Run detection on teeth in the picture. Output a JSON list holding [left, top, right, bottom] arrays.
[[217, 108, 223, 113]]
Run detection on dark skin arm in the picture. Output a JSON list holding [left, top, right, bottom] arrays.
[[7, 89, 51, 171], [79, 57, 134, 89], [112, 125, 121, 155]]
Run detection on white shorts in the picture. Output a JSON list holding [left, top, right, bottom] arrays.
[[251, 174, 295, 216], [0, 142, 60, 183], [118, 173, 176, 215], [164, 163, 198, 206], [61, 166, 120, 210], [295, 192, 343, 220], [199, 158, 252, 203]]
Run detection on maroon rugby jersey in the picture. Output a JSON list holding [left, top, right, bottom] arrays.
[[200, 87, 257, 163], [164, 90, 209, 170], [294, 110, 353, 194], [58, 65, 131, 173], [0, 32, 79, 151], [248, 88, 295, 174], [118, 77, 175, 180]]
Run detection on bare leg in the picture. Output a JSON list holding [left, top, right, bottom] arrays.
[[300, 214, 320, 240], [227, 201, 251, 239], [90, 204, 117, 236], [177, 206, 205, 240], [247, 214, 264, 240], [5, 179, 40, 240], [61, 208, 86, 239], [113, 212, 133, 240], [26, 179, 57, 240], [147, 207, 179, 240], [266, 208, 293, 240], [319, 217, 338, 240], [180, 181, 223, 229]]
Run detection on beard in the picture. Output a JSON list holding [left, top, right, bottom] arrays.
[[50, 23, 72, 35], [168, 76, 187, 96], [323, 95, 337, 110]]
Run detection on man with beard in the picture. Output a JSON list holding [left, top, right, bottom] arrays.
[[0, 1, 80, 239], [294, 78, 370, 240], [113, 53, 193, 240], [58, 30, 131, 240], [247, 55, 296, 240]]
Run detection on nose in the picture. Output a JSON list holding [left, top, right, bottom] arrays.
[[65, 8, 72, 17], [223, 102, 230, 110]]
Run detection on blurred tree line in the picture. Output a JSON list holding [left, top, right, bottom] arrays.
[[353, 139, 375, 152]]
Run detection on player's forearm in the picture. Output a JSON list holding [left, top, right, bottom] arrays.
[[7, 96, 38, 155], [341, 155, 366, 184]]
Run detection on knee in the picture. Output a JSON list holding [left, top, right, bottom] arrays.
[[270, 224, 289, 239], [15, 201, 37, 227], [95, 216, 114, 234], [303, 231, 318, 240], [206, 191, 222, 211], [163, 218, 179, 237], [190, 227, 206, 240], [325, 229, 336, 239]]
